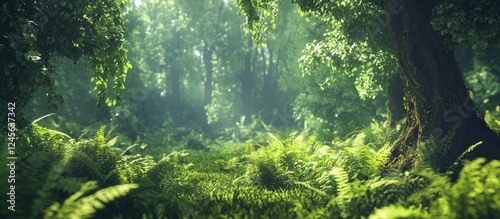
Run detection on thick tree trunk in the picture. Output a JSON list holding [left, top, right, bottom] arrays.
[[387, 73, 405, 127], [382, 0, 500, 172]]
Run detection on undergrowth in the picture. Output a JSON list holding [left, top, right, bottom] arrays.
[[0, 119, 499, 218]]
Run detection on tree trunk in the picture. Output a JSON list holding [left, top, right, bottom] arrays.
[[203, 42, 214, 105], [169, 21, 182, 107], [263, 49, 277, 111], [170, 65, 181, 105], [387, 72, 405, 127], [241, 35, 254, 124], [382, 0, 500, 172]]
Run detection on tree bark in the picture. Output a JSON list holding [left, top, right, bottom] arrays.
[[387, 72, 405, 127], [382, 0, 500, 172]]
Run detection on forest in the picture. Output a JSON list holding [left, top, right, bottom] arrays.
[[1, 0, 500, 218]]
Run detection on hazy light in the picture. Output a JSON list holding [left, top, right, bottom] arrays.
[[133, 0, 142, 7]]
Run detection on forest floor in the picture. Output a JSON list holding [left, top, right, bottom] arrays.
[[1, 118, 500, 219]]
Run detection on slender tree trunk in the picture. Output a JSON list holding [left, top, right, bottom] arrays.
[[169, 20, 182, 107], [241, 35, 254, 124], [203, 42, 214, 105], [170, 65, 181, 105], [263, 49, 275, 110], [261, 47, 268, 107], [382, 0, 500, 172]]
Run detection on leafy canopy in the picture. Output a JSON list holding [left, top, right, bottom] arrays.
[[1, 0, 131, 123], [237, 0, 500, 99]]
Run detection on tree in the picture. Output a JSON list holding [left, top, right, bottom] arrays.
[[1, 0, 131, 128], [177, 0, 228, 106], [257, 0, 309, 128], [238, 0, 500, 171]]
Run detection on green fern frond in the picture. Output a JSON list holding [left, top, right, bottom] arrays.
[[406, 169, 451, 207], [107, 136, 119, 147], [369, 204, 430, 219], [294, 181, 327, 196], [267, 132, 285, 148], [331, 167, 352, 211], [446, 141, 483, 175], [375, 143, 392, 167], [32, 156, 74, 218], [431, 158, 500, 218], [44, 181, 139, 219], [32, 113, 56, 124], [105, 126, 116, 141], [458, 141, 482, 162], [342, 145, 379, 179], [67, 150, 106, 180], [93, 126, 117, 149], [56, 177, 87, 194], [94, 126, 107, 148]]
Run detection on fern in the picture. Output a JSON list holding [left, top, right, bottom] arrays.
[[330, 167, 353, 218], [369, 205, 430, 219], [485, 109, 500, 133], [44, 181, 139, 219], [341, 145, 380, 179], [31, 113, 56, 125], [32, 156, 76, 218], [430, 158, 500, 218], [446, 141, 483, 175]]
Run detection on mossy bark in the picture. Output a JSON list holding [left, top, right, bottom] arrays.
[[382, 0, 500, 172]]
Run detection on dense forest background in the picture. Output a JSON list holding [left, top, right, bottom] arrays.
[[1, 0, 500, 218]]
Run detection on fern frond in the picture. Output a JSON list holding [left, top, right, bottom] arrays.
[[44, 181, 139, 219], [430, 158, 500, 218], [32, 113, 55, 124], [107, 136, 119, 147], [375, 143, 392, 167], [369, 204, 430, 219], [446, 141, 482, 175], [94, 126, 107, 148], [47, 129, 72, 139], [120, 143, 147, 155], [267, 132, 284, 148], [294, 181, 327, 196], [457, 141, 482, 163], [332, 167, 350, 199]]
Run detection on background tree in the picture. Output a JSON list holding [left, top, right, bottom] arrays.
[[0, 0, 131, 129], [237, 0, 500, 171]]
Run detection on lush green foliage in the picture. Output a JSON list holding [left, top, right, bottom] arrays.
[[4, 0, 500, 218], [2, 117, 499, 218], [1, 0, 131, 129], [432, 0, 500, 49]]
